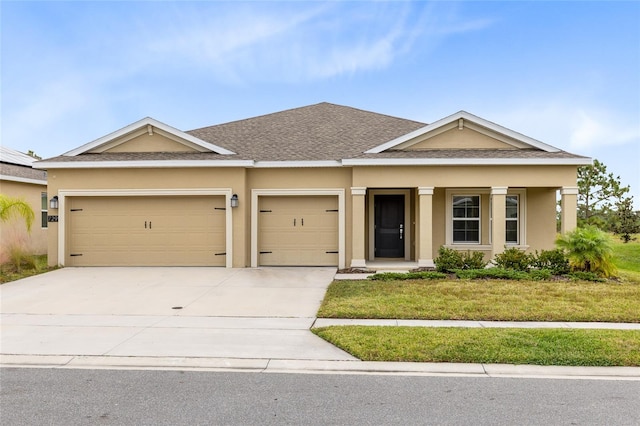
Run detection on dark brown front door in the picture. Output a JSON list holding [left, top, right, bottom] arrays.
[[374, 194, 404, 258]]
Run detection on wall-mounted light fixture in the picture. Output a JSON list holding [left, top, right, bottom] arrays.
[[49, 195, 59, 209], [230, 194, 239, 208]]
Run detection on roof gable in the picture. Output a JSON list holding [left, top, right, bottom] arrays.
[[64, 117, 236, 156], [366, 111, 560, 154]]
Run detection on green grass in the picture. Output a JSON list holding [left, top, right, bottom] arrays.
[[612, 235, 640, 281], [313, 326, 640, 366], [318, 279, 640, 322], [0, 255, 55, 284]]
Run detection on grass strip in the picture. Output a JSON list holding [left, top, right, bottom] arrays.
[[313, 326, 640, 366], [317, 280, 640, 323]]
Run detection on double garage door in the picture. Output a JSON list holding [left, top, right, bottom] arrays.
[[67, 196, 226, 266], [66, 195, 339, 267]]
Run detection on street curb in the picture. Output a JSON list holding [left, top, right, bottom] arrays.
[[2, 354, 639, 380]]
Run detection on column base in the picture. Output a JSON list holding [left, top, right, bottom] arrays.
[[350, 259, 367, 268], [418, 259, 435, 268]]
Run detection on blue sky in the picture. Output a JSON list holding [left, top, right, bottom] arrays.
[[2, 1, 639, 205]]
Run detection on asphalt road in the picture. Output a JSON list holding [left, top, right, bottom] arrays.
[[1, 368, 638, 425]]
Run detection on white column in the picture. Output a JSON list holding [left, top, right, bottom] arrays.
[[418, 187, 435, 268], [350, 187, 367, 268], [491, 186, 507, 258], [561, 186, 579, 234]]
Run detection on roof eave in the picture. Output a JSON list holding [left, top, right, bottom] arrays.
[[34, 160, 254, 169], [341, 157, 592, 166]]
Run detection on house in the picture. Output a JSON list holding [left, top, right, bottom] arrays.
[[0, 146, 49, 263], [35, 103, 590, 268]]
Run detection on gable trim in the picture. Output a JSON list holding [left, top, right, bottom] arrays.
[[34, 160, 254, 169], [342, 158, 592, 166], [63, 117, 236, 156], [365, 111, 561, 154]]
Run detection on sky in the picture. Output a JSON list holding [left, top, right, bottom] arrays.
[[2, 1, 639, 206]]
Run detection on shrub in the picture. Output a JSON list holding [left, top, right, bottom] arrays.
[[532, 249, 570, 275], [493, 247, 533, 271], [434, 247, 464, 273], [369, 271, 447, 281], [567, 271, 607, 282], [434, 247, 487, 273], [555, 226, 617, 278], [528, 269, 552, 281], [462, 251, 487, 270]]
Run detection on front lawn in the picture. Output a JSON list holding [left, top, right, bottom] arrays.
[[317, 279, 640, 322], [313, 326, 640, 366], [612, 235, 640, 281]]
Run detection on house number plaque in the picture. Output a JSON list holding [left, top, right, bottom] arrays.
[[47, 215, 59, 222]]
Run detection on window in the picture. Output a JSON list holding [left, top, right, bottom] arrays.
[[505, 195, 519, 244], [41, 192, 48, 228], [452, 195, 480, 243]]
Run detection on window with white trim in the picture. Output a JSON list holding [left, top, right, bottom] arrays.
[[41, 192, 48, 228], [452, 195, 480, 243], [505, 194, 519, 244]]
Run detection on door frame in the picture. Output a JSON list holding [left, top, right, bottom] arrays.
[[251, 188, 345, 268], [56, 188, 234, 267], [368, 189, 411, 261]]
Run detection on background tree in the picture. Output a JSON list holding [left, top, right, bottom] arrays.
[[577, 159, 630, 227], [610, 197, 640, 243], [0, 194, 35, 232]]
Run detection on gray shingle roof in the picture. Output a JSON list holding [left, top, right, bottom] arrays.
[[187, 102, 427, 161], [0, 162, 47, 182], [37, 102, 589, 166]]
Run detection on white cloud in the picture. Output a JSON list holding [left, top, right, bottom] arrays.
[[141, 2, 493, 83], [569, 109, 639, 150]]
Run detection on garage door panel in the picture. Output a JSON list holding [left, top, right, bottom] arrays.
[[258, 196, 338, 266], [67, 196, 226, 266]]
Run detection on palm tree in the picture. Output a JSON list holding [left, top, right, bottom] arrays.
[[0, 194, 35, 232], [555, 225, 617, 278]]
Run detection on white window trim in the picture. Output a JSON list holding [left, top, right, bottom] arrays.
[[446, 190, 486, 246], [250, 188, 345, 269], [489, 188, 528, 248], [56, 188, 234, 267]]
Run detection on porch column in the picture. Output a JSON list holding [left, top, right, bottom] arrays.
[[561, 186, 579, 234], [418, 187, 435, 268], [491, 186, 507, 258], [350, 187, 367, 268]]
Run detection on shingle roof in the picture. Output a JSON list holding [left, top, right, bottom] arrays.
[[0, 162, 47, 182], [36, 102, 590, 167], [187, 102, 426, 161]]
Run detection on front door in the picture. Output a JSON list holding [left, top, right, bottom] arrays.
[[374, 194, 404, 258]]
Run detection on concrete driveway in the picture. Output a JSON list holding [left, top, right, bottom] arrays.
[[0, 267, 356, 363]]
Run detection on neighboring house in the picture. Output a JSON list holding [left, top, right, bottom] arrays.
[[0, 146, 48, 263], [35, 103, 590, 268]]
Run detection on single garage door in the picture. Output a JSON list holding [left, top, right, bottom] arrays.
[[67, 196, 226, 266], [258, 196, 338, 266]]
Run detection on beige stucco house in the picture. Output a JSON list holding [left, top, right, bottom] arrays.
[[0, 147, 49, 263], [35, 103, 590, 268]]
